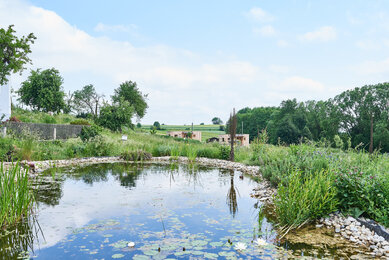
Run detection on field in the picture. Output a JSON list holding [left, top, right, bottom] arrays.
[[140, 124, 225, 142]]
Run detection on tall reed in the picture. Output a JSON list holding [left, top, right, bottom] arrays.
[[186, 145, 197, 163], [0, 163, 35, 228]]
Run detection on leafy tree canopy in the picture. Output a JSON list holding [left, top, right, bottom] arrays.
[[211, 117, 223, 125], [0, 25, 36, 86], [96, 101, 134, 132], [72, 84, 104, 117], [17, 68, 66, 113], [112, 81, 148, 119]]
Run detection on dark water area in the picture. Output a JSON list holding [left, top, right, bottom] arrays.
[[0, 163, 372, 259]]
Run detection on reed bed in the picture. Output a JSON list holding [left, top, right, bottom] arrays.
[[0, 163, 35, 229]]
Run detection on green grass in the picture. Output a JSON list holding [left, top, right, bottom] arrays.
[[139, 125, 225, 142], [11, 107, 81, 125]]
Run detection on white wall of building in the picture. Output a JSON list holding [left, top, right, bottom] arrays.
[[0, 84, 11, 121]]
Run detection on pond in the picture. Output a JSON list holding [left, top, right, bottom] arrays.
[[0, 163, 372, 259]]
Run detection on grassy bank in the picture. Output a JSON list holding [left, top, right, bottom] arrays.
[[0, 128, 388, 230]]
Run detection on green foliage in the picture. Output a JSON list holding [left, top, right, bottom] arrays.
[[72, 84, 104, 116], [83, 136, 115, 157], [70, 119, 91, 126], [0, 163, 35, 228], [0, 25, 36, 85], [11, 106, 76, 124], [80, 125, 102, 142], [97, 101, 134, 131], [333, 135, 344, 149], [275, 169, 339, 231], [17, 68, 66, 113], [335, 167, 389, 226], [112, 81, 148, 119], [153, 121, 161, 130], [186, 145, 197, 163], [120, 150, 152, 161], [212, 117, 223, 125], [218, 145, 230, 160], [0, 137, 15, 162]]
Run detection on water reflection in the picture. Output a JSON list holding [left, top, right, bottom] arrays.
[[226, 171, 239, 218], [0, 216, 42, 259]]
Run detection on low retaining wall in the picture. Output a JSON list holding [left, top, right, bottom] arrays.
[[3, 122, 84, 140]]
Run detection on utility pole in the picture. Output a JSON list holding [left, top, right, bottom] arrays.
[[241, 121, 243, 134], [191, 122, 194, 132]]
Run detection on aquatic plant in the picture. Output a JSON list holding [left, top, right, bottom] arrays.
[[275, 169, 338, 234], [186, 145, 197, 163], [254, 238, 268, 247], [0, 163, 35, 229], [234, 242, 247, 251]]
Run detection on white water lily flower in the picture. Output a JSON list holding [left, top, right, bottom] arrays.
[[254, 238, 268, 247], [234, 242, 247, 251], [127, 242, 135, 247]]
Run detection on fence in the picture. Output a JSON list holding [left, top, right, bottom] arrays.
[[2, 122, 84, 140]]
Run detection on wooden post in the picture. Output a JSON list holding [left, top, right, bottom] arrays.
[[2, 127, 6, 137], [53, 127, 57, 140]]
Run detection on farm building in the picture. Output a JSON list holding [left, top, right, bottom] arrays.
[[167, 131, 202, 142], [207, 134, 250, 147]]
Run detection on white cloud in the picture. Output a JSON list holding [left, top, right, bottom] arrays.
[[279, 76, 324, 93], [253, 25, 276, 37], [277, 40, 288, 47], [352, 57, 389, 75], [300, 26, 337, 42], [94, 22, 138, 33], [246, 7, 274, 23]]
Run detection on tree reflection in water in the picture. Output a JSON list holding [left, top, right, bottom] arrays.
[[226, 170, 239, 218]]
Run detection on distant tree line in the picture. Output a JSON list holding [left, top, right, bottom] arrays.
[[227, 83, 389, 153]]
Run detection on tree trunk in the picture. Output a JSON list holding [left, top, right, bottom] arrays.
[[369, 114, 374, 154]]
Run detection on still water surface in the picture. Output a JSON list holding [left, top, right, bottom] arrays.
[[0, 163, 371, 259]]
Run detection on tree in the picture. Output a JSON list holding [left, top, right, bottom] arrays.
[[17, 68, 66, 113], [212, 117, 223, 125], [333, 83, 389, 153], [72, 84, 104, 117], [96, 101, 134, 132], [0, 25, 36, 86], [112, 81, 148, 118], [153, 121, 161, 130], [229, 108, 237, 161]]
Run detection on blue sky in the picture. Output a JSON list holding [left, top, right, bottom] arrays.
[[1, 0, 389, 124]]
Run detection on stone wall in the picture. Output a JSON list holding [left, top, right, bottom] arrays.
[[3, 122, 84, 140]]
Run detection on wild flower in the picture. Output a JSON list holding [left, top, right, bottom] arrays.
[[234, 242, 247, 251]]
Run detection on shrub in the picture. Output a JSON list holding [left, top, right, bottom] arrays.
[[70, 119, 91, 125], [83, 136, 114, 157], [151, 145, 171, 157], [196, 147, 219, 159], [80, 125, 102, 142], [218, 145, 230, 160], [120, 150, 152, 161], [275, 169, 338, 232], [43, 114, 57, 124], [0, 137, 15, 162], [8, 116, 21, 122]]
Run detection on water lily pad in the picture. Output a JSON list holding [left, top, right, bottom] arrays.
[[210, 242, 224, 247], [132, 255, 150, 260], [111, 240, 129, 249], [204, 252, 218, 259], [191, 240, 208, 247], [112, 254, 125, 259], [143, 250, 158, 256]]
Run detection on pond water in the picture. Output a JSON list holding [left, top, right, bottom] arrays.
[[0, 163, 372, 259]]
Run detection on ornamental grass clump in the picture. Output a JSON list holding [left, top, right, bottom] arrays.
[[0, 163, 35, 229], [275, 169, 338, 234]]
